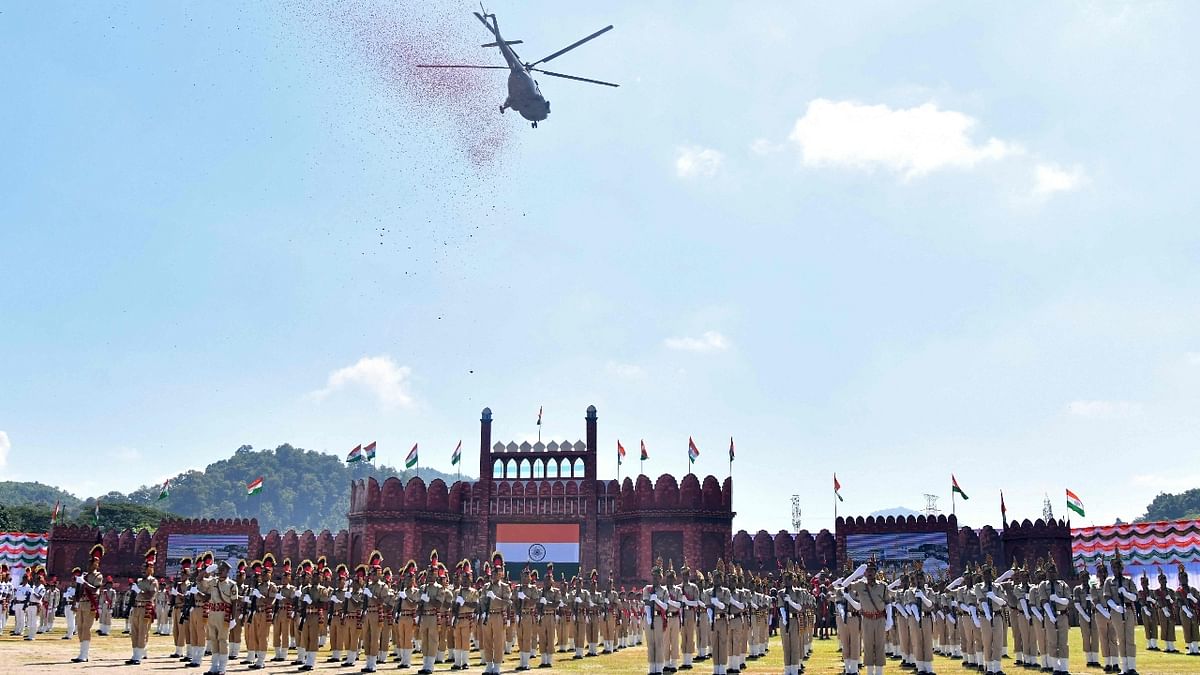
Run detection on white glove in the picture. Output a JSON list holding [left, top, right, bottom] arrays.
[[649, 593, 657, 601], [170, 588, 179, 596], [229, 619, 236, 630], [1142, 606, 1150, 617], [1107, 599, 1123, 614], [884, 618, 893, 632], [398, 591, 407, 599], [539, 597, 547, 605], [422, 593, 431, 602], [302, 594, 312, 603], [486, 591, 496, 600], [76, 575, 85, 585], [330, 596, 341, 604], [711, 598, 726, 610], [130, 586, 139, 595], [274, 593, 283, 601], [1184, 607, 1195, 619], [575, 597, 583, 603], [517, 591, 526, 600], [668, 600, 681, 608], [1120, 588, 1137, 602]]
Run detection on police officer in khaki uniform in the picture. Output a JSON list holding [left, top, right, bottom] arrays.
[[604, 574, 623, 655], [450, 560, 480, 671], [778, 562, 806, 675], [703, 560, 734, 675], [848, 558, 891, 675], [71, 544, 103, 663], [125, 548, 159, 665], [416, 551, 445, 675], [1102, 552, 1139, 675], [536, 563, 561, 668], [202, 558, 240, 675], [480, 552, 512, 675], [245, 558, 276, 669], [393, 560, 420, 669], [514, 566, 540, 671], [363, 551, 393, 672], [643, 558, 670, 675]]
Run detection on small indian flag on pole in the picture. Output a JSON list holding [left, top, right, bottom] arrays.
[[405, 443, 419, 469], [640, 440, 649, 461], [617, 440, 626, 466], [157, 479, 170, 501], [247, 477, 264, 496], [688, 437, 700, 464], [952, 474, 969, 500], [834, 474, 844, 502], [451, 440, 462, 466], [364, 441, 376, 462], [729, 437, 735, 462], [51, 500, 61, 525], [346, 444, 363, 463], [536, 406, 543, 426], [1066, 488, 1085, 518], [93, 500, 101, 525]]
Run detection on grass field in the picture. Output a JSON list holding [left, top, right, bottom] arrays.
[[1, 624, 1197, 675]]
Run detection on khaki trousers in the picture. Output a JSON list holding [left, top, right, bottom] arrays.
[[206, 610, 230, 655], [481, 614, 505, 664], [129, 605, 150, 649], [537, 614, 556, 656], [711, 616, 729, 666], [862, 617, 885, 667]]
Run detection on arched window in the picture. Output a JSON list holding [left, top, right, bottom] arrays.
[[519, 459, 531, 479], [533, 459, 545, 479], [493, 459, 504, 479], [573, 458, 585, 477], [546, 458, 558, 479], [506, 459, 518, 479], [560, 458, 572, 478]]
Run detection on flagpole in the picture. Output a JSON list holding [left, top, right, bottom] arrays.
[[952, 488, 956, 517]]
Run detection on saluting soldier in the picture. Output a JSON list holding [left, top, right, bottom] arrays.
[[124, 548, 159, 665], [479, 552, 512, 675], [536, 563, 561, 668], [203, 558, 241, 675], [848, 557, 891, 675], [1102, 551, 1139, 675]]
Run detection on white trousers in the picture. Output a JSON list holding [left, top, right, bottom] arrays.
[[24, 605, 40, 638]]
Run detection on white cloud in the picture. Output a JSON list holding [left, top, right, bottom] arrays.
[[0, 431, 9, 470], [1033, 163, 1087, 197], [1067, 400, 1143, 418], [309, 355, 415, 408], [605, 361, 646, 379], [664, 331, 730, 353], [675, 145, 724, 178], [112, 447, 142, 462], [787, 98, 1022, 179], [749, 138, 783, 156], [1131, 472, 1200, 493]]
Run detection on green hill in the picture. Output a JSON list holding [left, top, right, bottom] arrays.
[[1139, 487, 1200, 522], [0, 444, 470, 535]]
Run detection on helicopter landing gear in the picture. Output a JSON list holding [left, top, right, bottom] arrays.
[[531, 122, 538, 128]]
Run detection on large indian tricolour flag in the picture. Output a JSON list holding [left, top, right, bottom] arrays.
[[496, 524, 579, 579]]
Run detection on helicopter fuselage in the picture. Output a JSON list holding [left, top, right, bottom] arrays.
[[492, 26, 549, 122]]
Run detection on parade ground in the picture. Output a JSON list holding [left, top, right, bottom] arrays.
[[2, 626, 1197, 675]]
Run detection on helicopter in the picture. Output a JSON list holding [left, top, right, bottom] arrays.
[[417, 6, 617, 128]]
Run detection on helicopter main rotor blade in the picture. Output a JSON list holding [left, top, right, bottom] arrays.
[[530, 68, 619, 88], [527, 25, 613, 68], [416, 65, 511, 69]]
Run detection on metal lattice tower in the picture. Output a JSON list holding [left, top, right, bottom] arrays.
[[923, 494, 941, 517], [791, 495, 802, 532], [1042, 494, 1055, 522]]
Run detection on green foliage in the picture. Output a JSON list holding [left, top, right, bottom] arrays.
[[0, 480, 82, 509], [1139, 488, 1200, 522], [1, 444, 467, 534], [123, 444, 467, 533]]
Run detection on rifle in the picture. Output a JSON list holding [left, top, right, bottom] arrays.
[[297, 586, 310, 633], [180, 584, 195, 625]]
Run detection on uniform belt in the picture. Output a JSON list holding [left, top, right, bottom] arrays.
[[400, 611, 417, 617], [862, 610, 885, 620], [521, 610, 536, 614], [134, 602, 150, 608], [204, 603, 231, 613], [667, 611, 679, 616], [422, 611, 438, 616], [542, 611, 557, 616], [457, 612, 475, 619], [307, 608, 323, 615]]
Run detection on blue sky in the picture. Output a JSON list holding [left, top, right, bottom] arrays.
[[3, 1, 1199, 533]]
